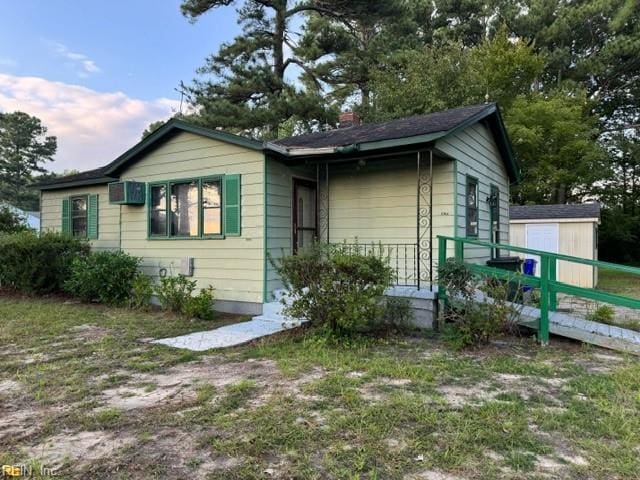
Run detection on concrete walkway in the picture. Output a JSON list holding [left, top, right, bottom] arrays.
[[153, 318, 304, 351]]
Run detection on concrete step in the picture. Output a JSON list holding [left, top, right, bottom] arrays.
[[262, 301, 286, 317], [253, 298, 306, 325]]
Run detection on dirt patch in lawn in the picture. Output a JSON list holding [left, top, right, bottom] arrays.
[[406, 470, 467, 480], [86, 427, 244, 478], [0, 380, 44, 444], [99, 357, 329, 413], [436, 373, 567, 408], [24, 430, 137, 469], [69, 324, 112, 342]]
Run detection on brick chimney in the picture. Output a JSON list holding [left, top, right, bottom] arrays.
[[338, 111, 361, 128]]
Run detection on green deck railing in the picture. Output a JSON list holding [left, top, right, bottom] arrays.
[[437, 235, 640, 345]]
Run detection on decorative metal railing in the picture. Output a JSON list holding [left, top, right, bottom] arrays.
[[438, 235, 640, 344], [330, 242, 419, 287]]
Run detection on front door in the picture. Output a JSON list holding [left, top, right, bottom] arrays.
[[292, 178, 317, 253], [525, 223, 559, 276]]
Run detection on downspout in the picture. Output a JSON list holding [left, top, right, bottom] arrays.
[[119, 205, 122, 251], [263, 154, 268, 303], [38, 190, 42, 236], [416, 152, 421, 290]]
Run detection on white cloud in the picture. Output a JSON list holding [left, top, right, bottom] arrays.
[[0, 74, 180, 172], [47, 41, 102, 77]]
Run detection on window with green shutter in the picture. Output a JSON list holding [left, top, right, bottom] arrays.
[[61, 194, 98, 239], [147, 174, 240, 239], [224, 174, 241, 236]]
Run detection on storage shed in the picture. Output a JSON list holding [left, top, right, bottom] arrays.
[[509, 204, 601, 288]]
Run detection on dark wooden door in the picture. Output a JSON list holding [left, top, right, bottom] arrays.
[[292, 178, 317, 253]]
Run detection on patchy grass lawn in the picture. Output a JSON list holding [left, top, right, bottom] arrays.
[[1, 296, 639, 479], [597, 269, 640, 299]]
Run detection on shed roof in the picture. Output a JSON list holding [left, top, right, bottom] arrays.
[[510, 204, 601, 221]]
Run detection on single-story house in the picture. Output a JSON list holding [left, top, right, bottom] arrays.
[[0, 202, 41, 232], [36, 103, 519, 317], [509, 203, 601, 288]]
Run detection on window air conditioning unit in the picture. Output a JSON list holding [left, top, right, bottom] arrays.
[[108, 181, 146, 205]]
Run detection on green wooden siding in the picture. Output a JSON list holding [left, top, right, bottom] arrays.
[[436, 122, 510, 264]]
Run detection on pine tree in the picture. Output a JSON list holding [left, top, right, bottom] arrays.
[[181, 0, 377, 138], [0, 112, 56, 209]]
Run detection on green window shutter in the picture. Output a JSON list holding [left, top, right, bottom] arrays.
[[88, 194, 99, 239], [61, 197, 71, 235], [224, 174, 241, 236]]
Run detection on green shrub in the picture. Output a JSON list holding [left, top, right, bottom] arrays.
[[272, 242, 394, 334], [184, 286, 215, 320], [438, 258, 521, 348], [586, 304, 616, 323], [0, 207, 28, 234], [64, 251, 140, 305], [156, 275, 215, 319], [156, 275, 196, 313], [129, 272, 153, 310], [0, 231, 89, 294]]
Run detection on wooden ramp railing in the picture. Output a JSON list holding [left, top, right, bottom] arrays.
[[437, 235, 640, 352]]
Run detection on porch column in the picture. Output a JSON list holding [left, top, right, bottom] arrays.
[[317, 162, 330, 243], [416, 150, 434, 290]]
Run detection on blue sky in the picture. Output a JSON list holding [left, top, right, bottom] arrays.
[[0, 0, 242, 171]]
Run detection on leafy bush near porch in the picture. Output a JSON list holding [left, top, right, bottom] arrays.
[[64, 250, 140, 305], [156, 275, 215, 320], [272, 243, 394, 333], [438, 258, 521, 348], [0, 231, 89, 294]]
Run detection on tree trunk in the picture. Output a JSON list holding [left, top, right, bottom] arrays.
[[273, 2, 287, 84]]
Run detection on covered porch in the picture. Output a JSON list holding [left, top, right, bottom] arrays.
[[265, 147, 456, 300]]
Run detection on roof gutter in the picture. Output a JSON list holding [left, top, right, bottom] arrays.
[[34, 176, 116, 191], [264, 142, 340, 157]]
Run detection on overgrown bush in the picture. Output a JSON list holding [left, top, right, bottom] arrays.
[[156, 275, 196, 313], [184, 286, 216, 320], [129, 272, 154, 310], [272, 242, 394, 334], [156, 275, 215, 319], [64, 250, 140, 305], [439, 258, 521, 348], [0, 231, 89, 294]]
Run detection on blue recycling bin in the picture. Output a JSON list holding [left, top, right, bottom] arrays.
[[522, 258, 537, 292]]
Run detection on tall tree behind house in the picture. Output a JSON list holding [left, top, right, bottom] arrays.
[[181, 0, 392, 138], [0, 112, 56, 210]]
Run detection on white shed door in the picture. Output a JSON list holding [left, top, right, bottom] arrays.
[[525, 224, 559, 276]]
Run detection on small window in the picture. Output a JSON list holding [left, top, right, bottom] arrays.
[[466, 177, 478, 237], [170, 181, 199, 237], [150, 185, 167, 236], [202, 179, 222, 236], [71, 196, 88, 238]]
